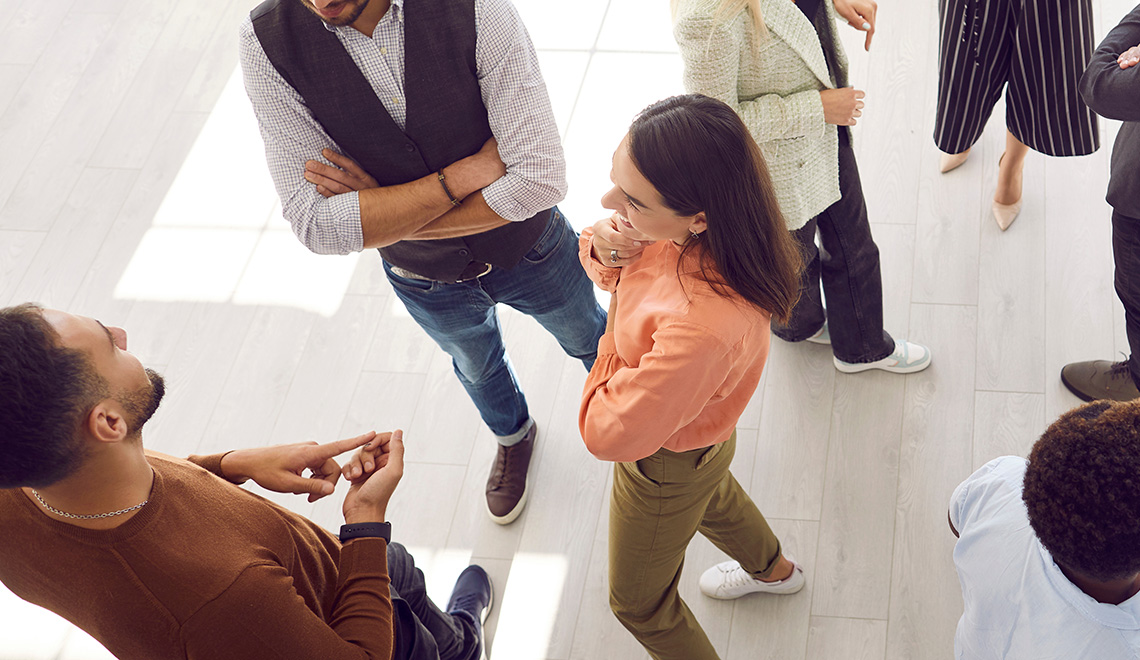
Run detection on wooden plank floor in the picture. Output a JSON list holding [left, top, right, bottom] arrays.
[[1, 0, 1135, 657]]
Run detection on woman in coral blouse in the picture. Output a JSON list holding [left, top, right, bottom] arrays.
[[578, 94, 804, 660]]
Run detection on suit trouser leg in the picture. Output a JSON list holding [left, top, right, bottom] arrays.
[[1112, 211, 1140, 387], [608, 433, 782, 660]]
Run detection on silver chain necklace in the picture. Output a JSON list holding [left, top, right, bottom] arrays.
[[30, 489, 149, 520]]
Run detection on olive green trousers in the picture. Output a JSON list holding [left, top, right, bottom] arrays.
[[608, 432, 782, 660]]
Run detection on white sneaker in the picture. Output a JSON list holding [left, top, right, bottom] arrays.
[[834, 339, 931, 374], [698, 556, 805, 600], [806, 322, 831, 345]]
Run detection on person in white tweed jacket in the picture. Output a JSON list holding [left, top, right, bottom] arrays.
[[671, 0, 931, 374]]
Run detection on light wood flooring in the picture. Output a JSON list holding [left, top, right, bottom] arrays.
[[0, 0, 1135, 658]]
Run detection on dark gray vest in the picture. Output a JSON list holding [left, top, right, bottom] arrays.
[[251, 0, 550, 281]]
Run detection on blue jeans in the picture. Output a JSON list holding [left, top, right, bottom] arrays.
[[384, 208, 606, 442], [772, 133, 894, 363]]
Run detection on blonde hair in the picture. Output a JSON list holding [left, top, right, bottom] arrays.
[[716, 0, 767, 38], [671, 0, 768, 48]]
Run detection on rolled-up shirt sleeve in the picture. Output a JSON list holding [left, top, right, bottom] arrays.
[[239, 18, 364, 255], [475, 0, 568, 222]]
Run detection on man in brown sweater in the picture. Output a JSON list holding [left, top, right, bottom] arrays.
[[0, 303, 493, 660]]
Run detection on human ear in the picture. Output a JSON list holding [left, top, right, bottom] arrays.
[[87, 402, 129, 444], [688, 212, 708, 237]]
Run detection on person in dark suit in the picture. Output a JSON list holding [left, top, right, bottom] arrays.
[[1061, 5, 1140, 402]]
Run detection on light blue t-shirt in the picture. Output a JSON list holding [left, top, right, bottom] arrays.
[[950, 456, 1140, 659]]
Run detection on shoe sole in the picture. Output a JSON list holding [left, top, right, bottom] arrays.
[[1059, 371, 1097, 403], [487, 482, 528, 525], [484, 576, 494, 623], [834, 355, 931, 375], [701, 572, 806, 599], [478, 582, 491, 660]]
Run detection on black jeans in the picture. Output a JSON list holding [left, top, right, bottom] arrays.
[[772, 130, 894, 363], [388, 543, 481, 660], [1113, 210, 1140, 387]]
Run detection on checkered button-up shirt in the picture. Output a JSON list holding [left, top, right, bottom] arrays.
[[239, 0, 567, 255]]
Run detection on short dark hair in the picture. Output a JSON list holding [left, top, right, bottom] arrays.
[[628, 94, 802, 322], [0, 304, 105, 488], [1023, 400, 1140, 581]]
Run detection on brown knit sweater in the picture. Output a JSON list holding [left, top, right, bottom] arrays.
[[0, 452, 394, 659]]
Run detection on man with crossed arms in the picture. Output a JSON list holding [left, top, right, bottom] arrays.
[[239, 0, 606, 526]]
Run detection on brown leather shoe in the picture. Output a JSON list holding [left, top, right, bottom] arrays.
[[1061, 360, 1140, 402], [485, 423, 536, 525]]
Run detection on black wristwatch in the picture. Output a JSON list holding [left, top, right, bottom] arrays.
[[339, 522, 391, 543]]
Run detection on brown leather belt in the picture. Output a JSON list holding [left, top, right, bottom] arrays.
[[389, 262, 493, 284]]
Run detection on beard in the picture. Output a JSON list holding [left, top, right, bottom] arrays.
[[120, 368, 166, 436], [300, 0, 371, 26]]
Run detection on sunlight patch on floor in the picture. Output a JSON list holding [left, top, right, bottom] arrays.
[[488, 551, 569, 660], [114, 67, 357, 317]]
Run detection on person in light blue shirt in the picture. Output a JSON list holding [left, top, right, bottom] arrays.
[[949, 399, 1140, 659]]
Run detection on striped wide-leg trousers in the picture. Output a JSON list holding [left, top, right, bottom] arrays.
[[934, 0, 1099, 157]]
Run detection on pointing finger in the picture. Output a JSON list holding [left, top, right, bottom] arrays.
[[316, 431, 378, 460]]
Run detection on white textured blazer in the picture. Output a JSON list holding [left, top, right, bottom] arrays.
[[674, 0, 849, 230]]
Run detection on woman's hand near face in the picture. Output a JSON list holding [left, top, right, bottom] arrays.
[[820, 88, 865, 126], [591, 215, 653, 268]]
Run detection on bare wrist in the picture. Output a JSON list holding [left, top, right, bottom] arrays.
[[447, 151, 501, 199], [218, 450, 250, 484], [442, 159, 478, 199], [344, 507, 387, 525]]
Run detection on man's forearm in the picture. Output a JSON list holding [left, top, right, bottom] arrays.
[[359, 171, 467, 249], [358, 143, 507, 248], [406, 191, 512, 241]]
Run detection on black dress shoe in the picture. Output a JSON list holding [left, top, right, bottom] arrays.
[[1060, 360, 1140, 402]]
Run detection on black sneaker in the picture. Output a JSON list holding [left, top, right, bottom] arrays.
[[1061, 360, 1140, 402], [447, 565, 494, 624]]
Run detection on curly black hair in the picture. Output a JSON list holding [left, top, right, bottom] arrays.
[[1023, 399, 1140, 582], [0, 304, 106, 488]]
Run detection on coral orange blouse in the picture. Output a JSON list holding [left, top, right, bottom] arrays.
[[578, 228, 772, 462]]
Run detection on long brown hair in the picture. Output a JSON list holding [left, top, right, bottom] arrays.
[[627, 94, 801, 322]]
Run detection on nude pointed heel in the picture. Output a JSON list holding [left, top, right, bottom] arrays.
[[939, 149, 970, 173], [992, 199, 1022, 231], [992, 153, 1023, 231]]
